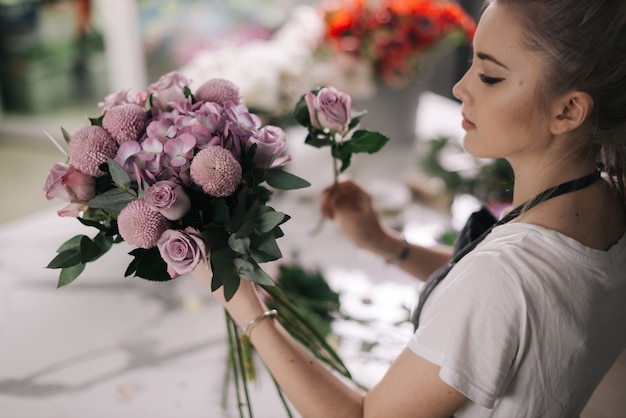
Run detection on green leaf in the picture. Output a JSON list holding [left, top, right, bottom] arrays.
[[47, 249, 82, 268], [77, 217, 109, 232], [293, 92, 312, 127], [80, 233, 114, 263], [107, 158, 132, 188], [257, 209, 287, 233], [57, 235, 88, 253], [344, 130, 390, 154], [348, 110, 367, 131], [184, 86, 194, 100], [211, 198, 230, 225], [250, 233, 282, 263], [210, 248, 241, 300], [88, 188, 135, 212], [235, 218, 256, 238], [223, 273, 241, 301], [304, 133, 334, 148], [265, 169, 310, 190], [61, 127, 72, 144], [57, 264, 86, 288], [229, 235, 251, 255], [235, 258, 274, 286], [88, 115, 104, 126], [126, 247, 171, 282]]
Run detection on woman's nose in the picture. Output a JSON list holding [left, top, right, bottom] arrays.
[[452, 72, 468, 103]]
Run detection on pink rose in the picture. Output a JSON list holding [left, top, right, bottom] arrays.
[[44, 162, 96, 217], [144, 181, 191, 221], [304, 87, 352, 135], [157, 227, 207, 279], [247, 125, 289, 168], [148, 71, 191, 110]]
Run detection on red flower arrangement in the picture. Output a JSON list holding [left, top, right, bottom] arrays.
[[321, 0, 476, 87]]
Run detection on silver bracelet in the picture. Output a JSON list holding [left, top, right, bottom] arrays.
[[241, 309, 278, 337], [387, 235, 410, 265]]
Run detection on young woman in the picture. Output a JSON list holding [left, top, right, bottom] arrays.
[[193, 1, 626, 416]]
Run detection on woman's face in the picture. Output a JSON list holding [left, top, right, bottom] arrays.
[[452, 2, 551, 161]]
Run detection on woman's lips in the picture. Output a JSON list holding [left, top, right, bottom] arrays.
[[461, 114, 476, 130]]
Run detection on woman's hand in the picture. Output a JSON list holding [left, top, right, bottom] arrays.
[[191, 259, 266, 327], [320, 178, 387, 252]]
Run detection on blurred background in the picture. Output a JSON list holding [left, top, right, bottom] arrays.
[[0, 1, 623, 417], [0, 0, 481, 224]]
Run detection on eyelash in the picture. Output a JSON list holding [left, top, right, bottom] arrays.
[[477, 73, 504, 86]]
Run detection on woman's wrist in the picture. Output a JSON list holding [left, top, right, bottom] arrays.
[[365, 229, 409, 263], [386, 234, 410, 265]]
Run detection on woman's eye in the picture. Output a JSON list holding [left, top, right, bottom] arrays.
[[478, 73, 504, 85]]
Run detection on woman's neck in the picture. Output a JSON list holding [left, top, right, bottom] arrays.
[[508, 155, 597, 207]]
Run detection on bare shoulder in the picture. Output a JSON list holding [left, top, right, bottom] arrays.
[[517, 179, 626, 250]]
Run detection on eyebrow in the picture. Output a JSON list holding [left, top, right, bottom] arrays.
[[476, 51, 509, 70]]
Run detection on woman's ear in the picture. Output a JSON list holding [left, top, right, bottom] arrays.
[[550, 91, 594, 135]]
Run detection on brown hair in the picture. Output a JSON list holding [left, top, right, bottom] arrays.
[[489, 0, 626, 205]]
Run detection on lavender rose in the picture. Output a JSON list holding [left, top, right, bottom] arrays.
[[44, 162, 96, 217], [304, 87, 352, 135], [247, 125, 289, 168], [144, 181, 191, 221], [157, 227, 207, 279]]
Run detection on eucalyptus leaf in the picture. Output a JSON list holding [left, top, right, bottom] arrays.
[[257, 210, 287, 233], [236, 258, 274, 286], [229, 235, 251, 255], [57, 263, 86, 288], [265, 169, 310, 190], [88, 188, 135, 212], [107, 158, 132, 188], [235, 218, 256, 238], [250, 233, 282, 262]]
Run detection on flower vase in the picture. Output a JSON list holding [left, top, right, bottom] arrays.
[[352, 80, 424, 146]]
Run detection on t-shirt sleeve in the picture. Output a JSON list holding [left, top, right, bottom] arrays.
[[408, 253, 525, 408]]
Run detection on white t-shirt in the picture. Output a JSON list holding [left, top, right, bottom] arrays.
[[408, 223, 626, 418]]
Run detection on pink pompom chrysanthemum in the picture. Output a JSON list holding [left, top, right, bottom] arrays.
[[102, 103, 147, 144], [69, 125, 118, 177], [190, 146, 242, 197], [194, 78, 241, 105], [118, 199, 170, 249]]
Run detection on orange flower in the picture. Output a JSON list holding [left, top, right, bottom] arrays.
[[320, 0, 476, 87]]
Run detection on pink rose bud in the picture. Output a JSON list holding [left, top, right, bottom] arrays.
[[304, 87, 352, 135], [144, 181, 191, 221], [44, 162, 96, 204], [157, 227, 207, 279], [247, 125, 288, 168]]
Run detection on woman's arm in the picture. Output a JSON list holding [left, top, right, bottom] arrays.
[[321, 179, 453, 281], [194, 267, 467, 418]]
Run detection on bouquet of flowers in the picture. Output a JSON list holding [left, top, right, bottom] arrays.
[[320, 0, 476, 87], [42, 71, 353, 417]]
